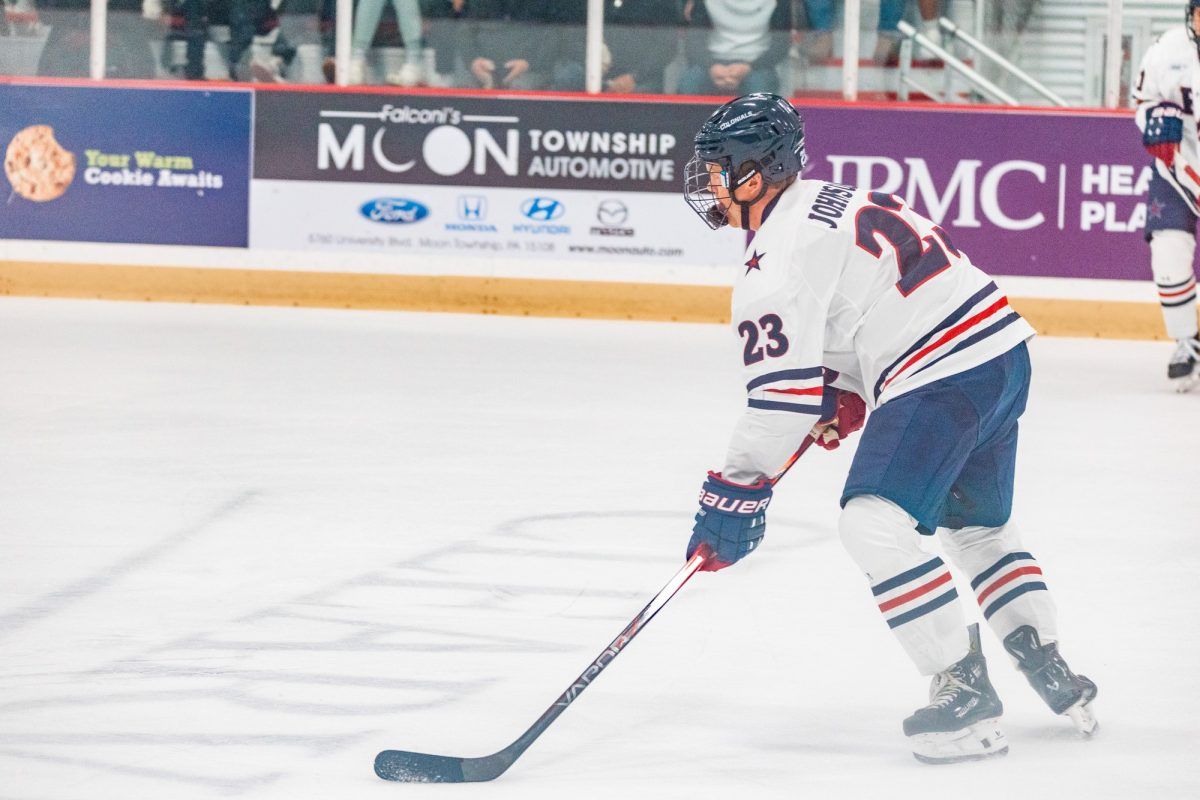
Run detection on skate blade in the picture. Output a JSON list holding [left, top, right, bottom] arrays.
[[1172, 375, 1200, 393], [909, 717, 1008, 765], [1065, 700, 1098, 736]]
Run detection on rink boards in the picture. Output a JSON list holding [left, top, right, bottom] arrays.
[[0, 79, 1184, 339]]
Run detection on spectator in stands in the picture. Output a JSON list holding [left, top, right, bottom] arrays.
[[802, 0, 941, 65], [548, 0, 684, 94], [419, 0, 464, 86], [224, 0, 295, 81], [321, 0, 459, 85], [33, 0, 155, 77], [678, 0, 791, 96], [456, 0, 555, 90], [162, 0, 294, 81], [348, 0, 425, 84]]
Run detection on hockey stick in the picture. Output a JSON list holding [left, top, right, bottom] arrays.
[[374, 547, 710, 783], [374, 432, 821, 782]]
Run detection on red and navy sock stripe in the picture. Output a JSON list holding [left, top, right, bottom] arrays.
[[871, 557, 958, 629], [1158, 275, 1197, 308], [970, 552, 1047, 620]]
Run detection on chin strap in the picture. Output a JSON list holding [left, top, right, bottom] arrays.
[[731, 167, 768, 231]]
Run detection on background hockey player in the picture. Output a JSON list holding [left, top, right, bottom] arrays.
[[682, 93, 1098, 764], [1132, 0, 1200, 387]]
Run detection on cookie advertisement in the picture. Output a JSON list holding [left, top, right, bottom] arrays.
[[0, 85, 250, 247]]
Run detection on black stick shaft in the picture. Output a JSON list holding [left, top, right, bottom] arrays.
[[496, 550, 709, 768]]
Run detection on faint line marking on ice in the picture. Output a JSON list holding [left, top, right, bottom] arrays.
[[0, 491, 259, 640], [0, 746, 284, 793], [0, 731, 371, 752]]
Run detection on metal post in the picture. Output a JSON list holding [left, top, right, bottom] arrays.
[[897, 38, 912, 101], [1105, 0, 1124, 108], [335, 0, 352, 86], [842, 0, 860, 101], [89, 0, 107, 80], [586, 0, 604, 94]]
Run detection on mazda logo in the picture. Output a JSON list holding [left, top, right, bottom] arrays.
[[596, 199, 628, 225]]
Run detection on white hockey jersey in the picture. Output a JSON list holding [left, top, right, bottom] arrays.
[[1133, 26, 1200, 210], [722, 179, 1035, 485]]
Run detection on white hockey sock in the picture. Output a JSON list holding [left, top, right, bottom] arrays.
[[1149, 230, 1199, 340], [840, 495, 969, 676], [938, 523, 1059, 652]]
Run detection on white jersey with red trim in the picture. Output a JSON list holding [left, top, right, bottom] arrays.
[[721, 178, 1035, 485], [1133, 26, 1200, 210]]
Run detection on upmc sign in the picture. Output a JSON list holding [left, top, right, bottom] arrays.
[[798, 104, 1152, 281], [254, 90, 1155, 280]]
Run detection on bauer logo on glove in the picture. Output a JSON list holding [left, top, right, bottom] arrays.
[[698, 487, 771, 515], [687, 472, 772, 571]]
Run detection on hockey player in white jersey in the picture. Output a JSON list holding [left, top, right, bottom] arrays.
[[682, 93, 1098, 764], [1132, 0, 1200, 387]]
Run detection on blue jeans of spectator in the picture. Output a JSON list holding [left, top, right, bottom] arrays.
[[677, 63, 778, 95], [353, 0, 423, 61], [806, 0, 904, 32]]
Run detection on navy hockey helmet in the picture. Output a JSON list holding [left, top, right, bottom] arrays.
[[684, 93, 808, 230]]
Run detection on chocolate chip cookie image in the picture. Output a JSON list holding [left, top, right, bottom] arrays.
[[5, 125, 76, 202]]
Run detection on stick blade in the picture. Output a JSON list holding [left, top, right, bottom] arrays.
[[374, 749, 511, 783], [374, 750, 467, 783]]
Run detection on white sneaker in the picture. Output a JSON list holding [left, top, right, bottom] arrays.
[[386, 61, 424, 87], [921, 20, 944, 50]]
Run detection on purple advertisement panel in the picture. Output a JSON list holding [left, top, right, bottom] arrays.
[[0, 84, 251, 247], [795, 104, 1151, 281]]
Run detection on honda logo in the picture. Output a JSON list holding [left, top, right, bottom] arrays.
[[458, 195, 487, 220]]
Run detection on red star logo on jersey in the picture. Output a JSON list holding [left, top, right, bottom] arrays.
[[1149, 198, 1165, 220], [744, 250, 766, 275]]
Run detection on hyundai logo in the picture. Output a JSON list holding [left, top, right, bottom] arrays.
[[521, 197, 565, 221], [360, 197, 429, 224], [596, 199, 628, 225]]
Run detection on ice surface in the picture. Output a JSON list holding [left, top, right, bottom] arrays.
[[1, 297, 1197, 799]]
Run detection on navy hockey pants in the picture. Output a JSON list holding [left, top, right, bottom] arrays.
[[841, 342, 1031, 535]]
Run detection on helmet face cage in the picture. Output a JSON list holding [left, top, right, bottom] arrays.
[[684, 155, 763, 230]]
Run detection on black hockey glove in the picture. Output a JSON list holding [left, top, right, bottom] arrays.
[[686, 472, 772, 571]]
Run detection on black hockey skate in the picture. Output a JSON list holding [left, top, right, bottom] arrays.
[[1003, 625, 1098, 736], [903, 624, 1008, 764], [1167, 336, 1200, 391]]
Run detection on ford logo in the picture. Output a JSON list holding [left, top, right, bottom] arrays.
[[521, 197, 565, 221], [360, 198, 429, 224]]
